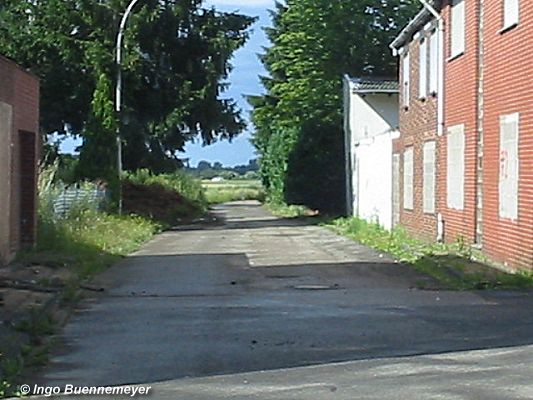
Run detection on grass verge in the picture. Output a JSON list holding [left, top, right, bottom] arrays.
[[266, 202, 318, 219], [327, 217, 533, 290], [0, 210, 160, 397]]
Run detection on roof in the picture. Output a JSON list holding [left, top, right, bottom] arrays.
[[390, 0, 443, 50], [345, 76, 398, 94]]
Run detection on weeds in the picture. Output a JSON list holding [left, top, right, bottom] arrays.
[[2, 166, 162, 396], [266, 202, 314, 218], [327, 216, 533, 290], [125, 169, 207, 209]]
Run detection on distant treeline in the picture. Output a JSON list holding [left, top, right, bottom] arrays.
[[186, 159, 259, 180]]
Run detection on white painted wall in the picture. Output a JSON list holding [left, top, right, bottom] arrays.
[[344, 84, 399, 230]]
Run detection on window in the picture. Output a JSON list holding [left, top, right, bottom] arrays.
[[423, 141, 436, 213], [419, 38, 428, 99], [503, 0, 519, 29], [447, 124, 465, 210], [499, 113, 519, 220], [429, 31, 438, 94], [450, 0, 465, 58], [404, 147, 414, 210], [402, 53, 410, 107]]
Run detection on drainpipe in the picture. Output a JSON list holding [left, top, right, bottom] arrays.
[[418, 0, 445, 137], [342, 76, 353, 216], [418, 0, 445, 243]]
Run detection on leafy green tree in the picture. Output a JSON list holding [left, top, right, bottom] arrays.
[[251, 0, 418, 213], [0, 0, 254, 178]]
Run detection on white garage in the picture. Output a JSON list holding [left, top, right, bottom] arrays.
[[343, 76, 399, 230]]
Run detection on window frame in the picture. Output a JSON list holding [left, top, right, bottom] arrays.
[[503, 0, 520, 31], [429, 30, 439, 95], [403, 147, 414, 210], [499, 112, 520, 220], [423, 141, 436, 214], [419, 38, 428, 99], [447, 124, 465, 210], [450, 0, 465, 59]]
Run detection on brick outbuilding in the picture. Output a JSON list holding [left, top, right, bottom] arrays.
[[0, 55, 40, 265]]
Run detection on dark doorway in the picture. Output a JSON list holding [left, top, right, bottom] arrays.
[[19, 130, 36, 246]]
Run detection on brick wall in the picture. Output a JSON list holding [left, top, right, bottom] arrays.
[[394, 0, 532, 270], [395, 35, 439, 241], [440, 0, 480, 246], [482, 0, 533, 270], [0, 55, 40, 265]]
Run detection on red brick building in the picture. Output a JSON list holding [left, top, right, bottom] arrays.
[[482, 0, 533, 269], [0, 55, 40, 265], [390, 0, 533, 270]]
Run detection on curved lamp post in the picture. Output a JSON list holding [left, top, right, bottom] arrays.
[[116, 0, 141, 213]]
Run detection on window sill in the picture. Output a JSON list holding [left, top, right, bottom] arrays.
[[447, 51, 464, 62], [499, 22, 518, 34]]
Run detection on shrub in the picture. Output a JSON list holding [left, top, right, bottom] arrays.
[[124, 169, 207, 209]]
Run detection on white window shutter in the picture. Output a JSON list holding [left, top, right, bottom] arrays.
[[429, 31, 438, 94], [419, 39, 428, 98], [499, 113, 519, 220], [403, 53, 410, 107], [404, 147, 414, 210], [423, 141, 436, 213], [447, 125, 465, 210], [451, 0, 465, 57], [504, 0, 519, 28]]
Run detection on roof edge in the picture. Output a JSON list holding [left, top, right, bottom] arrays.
[[345, 75, 399, 94], [390, 0, 443, 50]]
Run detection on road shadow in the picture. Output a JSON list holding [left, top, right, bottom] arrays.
[[34, 253, 533, 389], [169, 215, 325, 232]]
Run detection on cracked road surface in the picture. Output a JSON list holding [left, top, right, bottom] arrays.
[[34, 201, 533, 399]]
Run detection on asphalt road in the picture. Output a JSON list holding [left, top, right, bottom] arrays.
[[28, 201, 533, 399]]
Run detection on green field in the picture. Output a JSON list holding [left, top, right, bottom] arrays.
[[202, 180, 264, 204]]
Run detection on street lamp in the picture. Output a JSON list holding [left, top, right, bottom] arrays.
[[116, 0, 141, 213]]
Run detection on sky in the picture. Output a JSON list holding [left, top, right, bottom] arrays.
[[57, 0, 274, 167], [184, 0, 274, 167]]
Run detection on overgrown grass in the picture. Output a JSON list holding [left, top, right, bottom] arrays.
[[125, 169, 207, 209], [36, 164, 160, 276], [327, 217, 533, 290], [0, 166, 162, 397], [202, 180, 265, 204], [33, 210, 159, 278], [266, 202, 315, 218]]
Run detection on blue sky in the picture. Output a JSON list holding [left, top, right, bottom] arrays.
[[58, 0, 274, 167], [184, 0, 274, 167]]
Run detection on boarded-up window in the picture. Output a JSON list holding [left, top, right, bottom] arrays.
[[451, 0, 465, 57], [402, 52, 410, 107], [404, 147, 414, 210], [423, 141, 436, 213], [419, 38, 427, 98], [499, 113, 519, 220], [504, 0, 519, 29], [429, 31, 439, 94], [447, 124, 465, 210]]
